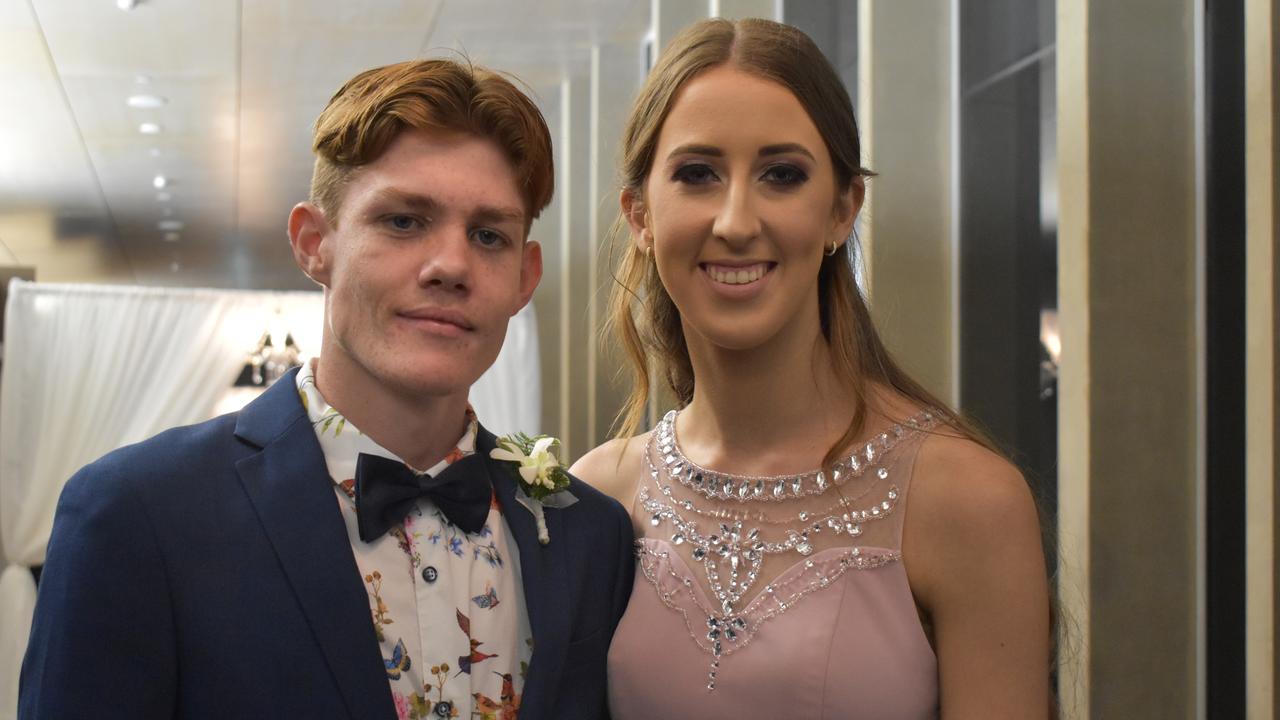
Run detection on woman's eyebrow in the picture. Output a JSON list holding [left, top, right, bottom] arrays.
[[667, 143, 723, 159], [665, 143, 816, 161], [758, 143, 816, 161]]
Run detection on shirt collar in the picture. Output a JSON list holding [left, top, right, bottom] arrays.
[[294, 358, 478, 479]]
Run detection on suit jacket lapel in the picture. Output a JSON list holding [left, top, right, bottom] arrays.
[[234, 371, 395, 720], [480, 426, 572, 717]]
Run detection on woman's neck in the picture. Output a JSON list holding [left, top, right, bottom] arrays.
[[676, 320, 859, 475]]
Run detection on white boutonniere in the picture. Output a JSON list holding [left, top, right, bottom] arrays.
[[490, 433, 576, 544]]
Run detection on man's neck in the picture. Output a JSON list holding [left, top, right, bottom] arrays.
[[311, 354, 470, 471]]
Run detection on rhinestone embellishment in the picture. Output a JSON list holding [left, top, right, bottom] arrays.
[[635, 541, 901, 692], [656, 409, 936, 503], [635, 409, 937, 691]]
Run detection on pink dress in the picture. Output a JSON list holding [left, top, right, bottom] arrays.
[[608, 412, 939, 719]]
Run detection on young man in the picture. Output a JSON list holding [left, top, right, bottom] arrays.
[[20, 59, 633, 720]]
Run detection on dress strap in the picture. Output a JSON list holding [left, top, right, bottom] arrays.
[[874, 428, 932, 550]]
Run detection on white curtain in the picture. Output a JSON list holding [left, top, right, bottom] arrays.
[[0, 281, 324, 717], [469, 302, 541, 438], [0, 280, 540, 716]]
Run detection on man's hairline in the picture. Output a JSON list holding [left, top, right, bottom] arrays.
[[313, 129, 539, 238]]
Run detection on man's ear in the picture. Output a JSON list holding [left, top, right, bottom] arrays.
[[516, 239, 543, 311], [288, 202, 331, 287], [620, 188, 651, 254]]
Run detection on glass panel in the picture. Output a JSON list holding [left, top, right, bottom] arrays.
[[958, 0, 1058, 553], [783, 0, 858, 106]]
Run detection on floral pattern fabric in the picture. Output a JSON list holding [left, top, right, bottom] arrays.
[[296, 360, 532, 719]]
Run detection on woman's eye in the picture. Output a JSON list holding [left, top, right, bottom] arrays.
[[762, 164, 808, 186], [472, 228, 508, 248], [672, 164, 717, 185]]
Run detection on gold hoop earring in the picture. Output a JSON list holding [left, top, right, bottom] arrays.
[[825, 239, 840, 257]]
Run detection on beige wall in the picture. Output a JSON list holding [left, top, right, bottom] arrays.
[[586, 43, 636, 455], [1246, 0, 1280, 716], [562, 71, 594, 460], [0, 211, 131, 284], [1059, 2, 1201, 717], [1055, 5, 1092, 716], [534, 32, 649, 461], [857, 0, 955, 403]]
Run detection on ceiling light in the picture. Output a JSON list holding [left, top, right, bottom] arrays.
[[155, 191, 171, 202], [158, 220, 185, 231], [127, 94, 167, 109], [152, 174, 167, 189], [138, 122, 161, 135], [117, 0, 138, 10], [163, 232, 181, 242]]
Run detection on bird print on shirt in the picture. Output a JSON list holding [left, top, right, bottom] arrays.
[[455, 608, 499, 676]]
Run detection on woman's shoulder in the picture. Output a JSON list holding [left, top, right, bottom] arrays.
[[900, 418, 1052, 712], [903, 420, 1045, 612], [569, 431, 652, 506], [910, 426, 1036, 528], [870, 388, 1031, 512]]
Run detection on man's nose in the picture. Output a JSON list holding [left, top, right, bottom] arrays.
[[417, 226, 471, 292]]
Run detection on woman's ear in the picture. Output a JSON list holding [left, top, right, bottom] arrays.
[[621, 188, 651, 254], [834, 177, 865, 237]]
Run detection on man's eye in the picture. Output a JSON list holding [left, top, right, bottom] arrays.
[[472, 228, 508, 248], [387, 215, 420, 231], [672, 164, 717, 185], [762, 164, 808, 186]]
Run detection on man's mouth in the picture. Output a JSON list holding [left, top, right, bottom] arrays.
[[398, 308, 474, 331]]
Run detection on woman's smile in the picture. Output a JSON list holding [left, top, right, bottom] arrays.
[[700, 261, 774, 286], [698, 261, 776, 299]]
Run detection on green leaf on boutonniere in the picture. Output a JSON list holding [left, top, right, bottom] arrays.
[[490, 432, 575, 544], [489, 432, 571, 501]]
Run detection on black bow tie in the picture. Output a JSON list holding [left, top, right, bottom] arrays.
[[353, 452, 492, 543]]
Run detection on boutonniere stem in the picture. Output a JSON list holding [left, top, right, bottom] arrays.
[[490, 433, 573, 544]]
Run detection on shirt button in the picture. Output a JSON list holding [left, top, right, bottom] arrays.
[[421, 566, 438, 584]]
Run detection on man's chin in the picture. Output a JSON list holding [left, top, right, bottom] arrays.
[[383, 358, 488, 398]]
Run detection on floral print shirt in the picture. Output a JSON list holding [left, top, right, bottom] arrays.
[[296, 360, 532, 719]]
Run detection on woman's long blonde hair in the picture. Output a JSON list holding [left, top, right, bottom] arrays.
[[605, 17, 997, 468]]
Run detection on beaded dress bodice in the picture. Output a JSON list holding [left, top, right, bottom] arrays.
[[607, 411, 940, 720]]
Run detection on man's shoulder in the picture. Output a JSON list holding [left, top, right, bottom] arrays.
[[563, 473, 628, 518], [85, 376, 310, 489], [102, 411, 241, 464], [73, 412, 250, 499], [547, 474, 634, 575], [548, 472, 631, 546]]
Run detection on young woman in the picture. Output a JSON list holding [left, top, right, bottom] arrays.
[[571, 17, 1051, 719]]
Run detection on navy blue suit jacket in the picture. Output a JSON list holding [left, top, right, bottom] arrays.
[[20, 370, 634, 719]]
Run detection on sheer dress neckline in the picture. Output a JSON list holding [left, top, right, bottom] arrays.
[[635, 537, 901, 658], [631, 410, 938, 689]]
